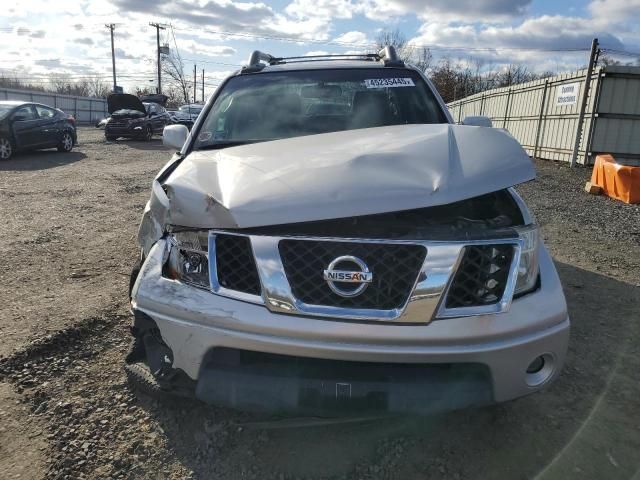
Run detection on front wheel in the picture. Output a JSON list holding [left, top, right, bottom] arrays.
[[144, 125, 153, 141], [57, 131, 74, 152], [105, 135, 117, 141], [0, 137, 12, 160]]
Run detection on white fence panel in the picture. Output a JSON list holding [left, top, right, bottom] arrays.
[[448, 68, 603, 165], [0, 87, 108, 124]]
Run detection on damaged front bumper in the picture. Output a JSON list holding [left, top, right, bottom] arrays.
[[130, 238, 569, 415]]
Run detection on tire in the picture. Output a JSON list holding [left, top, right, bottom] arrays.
[[0, 137, 12, 160], [125, 363, 165, 399], [57, 131, 74, 152], [105, 135, 117, 141], [144, 125, 153, 141], [125, 362, 193, 400]]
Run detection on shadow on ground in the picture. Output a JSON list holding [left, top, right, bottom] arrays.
[[0, 150, 86, 171], [140, 261, 640, 480]]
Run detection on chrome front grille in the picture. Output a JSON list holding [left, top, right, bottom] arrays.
[[207, 232, 522, 322], [279, 239, 426, 310]]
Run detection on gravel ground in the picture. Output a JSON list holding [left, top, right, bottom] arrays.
[[0, 127, 639, 480]]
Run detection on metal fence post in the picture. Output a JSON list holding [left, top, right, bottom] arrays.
[[584, 69, 604, 165], [479, 94, 485, 116], [533, 80, 550, 159], [570, 38, 599, 167], [503, 88, 512, 128]]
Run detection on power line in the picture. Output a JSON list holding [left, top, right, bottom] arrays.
[[181, 58, 242, 67], [601, 48, 640, 57], [1, 23, 594, 54], [170, 26, 592, 53]]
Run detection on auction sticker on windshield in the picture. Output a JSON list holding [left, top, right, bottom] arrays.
[[364, 78, 415, 88]]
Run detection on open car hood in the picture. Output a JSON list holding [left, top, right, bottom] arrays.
[[107, 94, 145, 114], [160, 124, 536, 229], [140, 94, 168, 106]]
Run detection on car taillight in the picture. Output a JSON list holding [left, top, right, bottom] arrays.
[[67, 115, 76, 125]]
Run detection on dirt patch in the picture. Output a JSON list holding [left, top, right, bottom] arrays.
[[0, 131, 639, 479]]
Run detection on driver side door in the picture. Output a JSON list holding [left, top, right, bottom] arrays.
[[34, 105, 60, 147], [147, 103, 162, 133], [11, 105, 40, 149]]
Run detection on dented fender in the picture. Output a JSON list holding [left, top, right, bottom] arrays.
[[138, 180, 170, 255]]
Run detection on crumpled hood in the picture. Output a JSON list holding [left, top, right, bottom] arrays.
[[163, 124, 535, 229], [107, 93, 145, 114]]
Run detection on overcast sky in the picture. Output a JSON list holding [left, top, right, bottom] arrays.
[[1, 0, 638, 95]]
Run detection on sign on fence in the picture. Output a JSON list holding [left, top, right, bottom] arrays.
[[556, 82, 580, 106]]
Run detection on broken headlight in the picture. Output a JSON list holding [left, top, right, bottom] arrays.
[[514, 224, 539, 296], [165, 231, 210, 289]]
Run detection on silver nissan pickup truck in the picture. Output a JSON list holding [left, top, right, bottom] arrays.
[[127, 47, 570, 416]]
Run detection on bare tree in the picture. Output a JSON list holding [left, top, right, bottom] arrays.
[[375, 28, 408, 56], [161, 49, 191, 105], [49, 74, 93, 96], [134, 86, 155, 97], [411, 47, 433, 73], [0, 72, 46, 91], [375, 28, 433, 73], [86, 76, 111, 98]]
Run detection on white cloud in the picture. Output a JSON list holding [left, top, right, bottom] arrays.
[[180, 40, 237, 57], [588, 0, 640, 23], [285, 0, 357, 20], [408, 0, 638, 71], [334, 30, 369, 45], [363, 0, 531, 22], [0, 0, 638, 93], [412, 14, 626, 52]]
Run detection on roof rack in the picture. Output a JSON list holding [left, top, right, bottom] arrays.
[[242, 46, 404, 72]]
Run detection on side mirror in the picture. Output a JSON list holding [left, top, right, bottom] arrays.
[[462, 116, 493, 128], [163, 124, 189, 150], [149, 111, 157, 117]]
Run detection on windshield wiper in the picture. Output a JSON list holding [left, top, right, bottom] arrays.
[[197, 140, 265, 150]]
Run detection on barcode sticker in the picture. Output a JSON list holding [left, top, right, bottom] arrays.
[[364, 78, 415, 88]]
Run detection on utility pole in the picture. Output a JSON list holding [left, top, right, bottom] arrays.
[[193, 64, 197, 103], [201, 69, 204, 102], [149, 22, 166, 94], [570, 37, 599, 167], [105, 24, 116, 91]]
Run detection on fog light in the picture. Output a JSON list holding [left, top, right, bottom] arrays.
[[526, 356, 545, 374], [525, 353, 555, 387]]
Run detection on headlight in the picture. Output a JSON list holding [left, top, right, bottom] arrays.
[[514, 224, 539, 295], [165, 231, 210, 288]]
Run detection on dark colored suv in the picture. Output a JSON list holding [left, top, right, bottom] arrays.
[[105, 94, 171, 141]]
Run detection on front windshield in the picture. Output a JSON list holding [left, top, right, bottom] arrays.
[[194, 68, 446, 149], [0, 104, 14, 120]]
